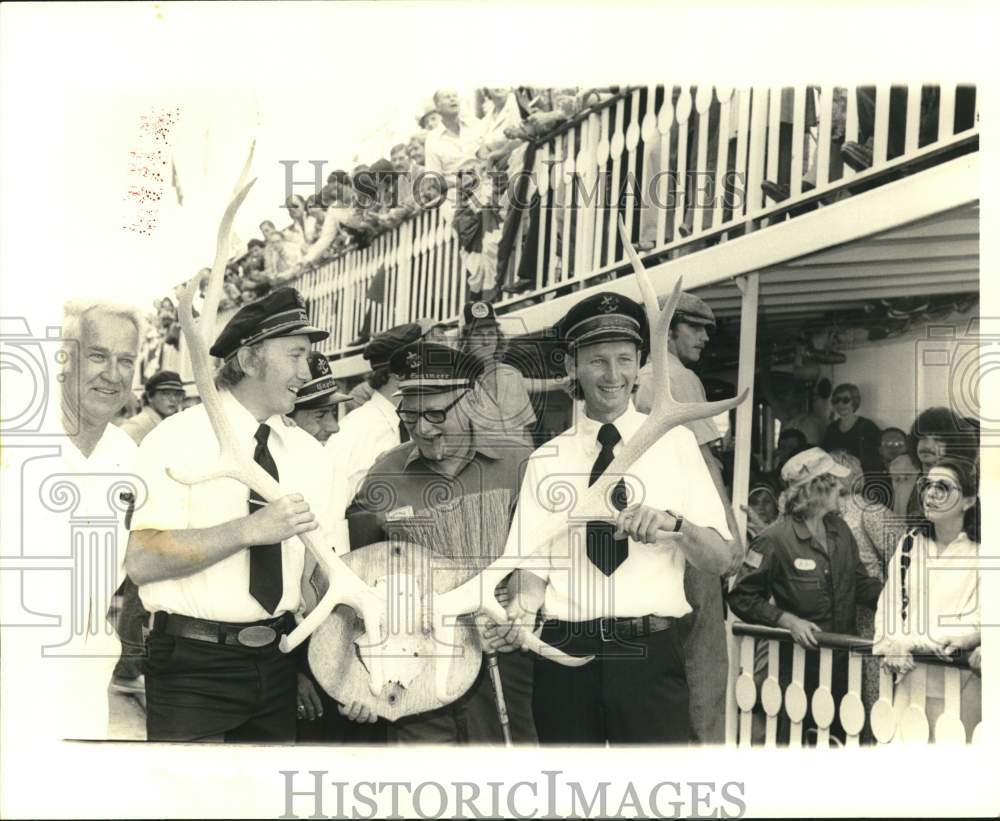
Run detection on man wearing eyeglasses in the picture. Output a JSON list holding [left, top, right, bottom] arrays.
[[344, 341, 538, 745]]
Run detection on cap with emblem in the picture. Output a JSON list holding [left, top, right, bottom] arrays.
[[292, 352, 351, 411], [462, 300, 498, 329], [556, 291, 649, 354], [365, 321, 445, 371], [389, 341, 484, 396], [144, 370, 184, 395], [780, 447, 851, 488], [209, 287, 328, 360], [664, 291, 716, 329]]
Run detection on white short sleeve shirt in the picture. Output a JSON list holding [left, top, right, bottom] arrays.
[[131, 390, 335, 622], [506, 404, 731, 621]]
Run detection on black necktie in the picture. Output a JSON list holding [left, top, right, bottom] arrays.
[[248, 424, 283, 614], [586, 423, 629, 576], [398, 418, 411, 444]]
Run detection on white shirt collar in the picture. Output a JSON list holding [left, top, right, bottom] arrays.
[[219, 389, 287, 444], [576, 402, 645, 454], [368, 390, 399, 428]]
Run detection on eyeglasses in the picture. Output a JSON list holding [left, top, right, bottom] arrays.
[[396, 391, 468, 426], [917, 478, 962, 499], [832, 396, 852, 405]]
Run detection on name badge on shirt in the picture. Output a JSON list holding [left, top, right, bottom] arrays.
[[744, 549, 763, 569], [794, 558, 817, 571], [386, 506, 415, 521]]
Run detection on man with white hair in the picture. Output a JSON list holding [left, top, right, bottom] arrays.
[[28, 298, 144, 740]]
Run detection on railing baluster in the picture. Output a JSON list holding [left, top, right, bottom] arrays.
[[591, 106, 610, 267], [843, 84, 859, 181], [691, 86, 713, 235], [575, 113, 598, 278], [938, 83, 956, 140], [905, 82, 922, 155], [605, 97, 626, 264], [560, 129, 576, 281], [785, 644, 808, 748], [672, 88, 692, 240], [900, 663, 930, 743], [789, 85, 807, 198], [812, 647, 835, 748], [815, 85, 834, 190], [872, 84, 891, 166], [534, 143, 550, 292], [732, 88, 751, 222], [840, 650, 865, 747], [654, 89, 674, 248], [745, 86, 769, 219], [711, 87, 733, 230], [762, 638, 782, 747], [547, 136, 563, 284], [934, 666, 966, 743], [764, 86, 782, 206], [735, 635, 757, 747], [622, 88, 643, 244], [870, 666, 897, 745]]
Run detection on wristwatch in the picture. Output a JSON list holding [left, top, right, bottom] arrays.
[[664, 509, 684, 533]]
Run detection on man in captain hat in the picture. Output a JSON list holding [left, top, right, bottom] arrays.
[[345, 340, 538, 744], [287, 351, 351, 445], [635, 289, 743, 744], [125, 286, 363, 742], [502, 291, 737, 744]]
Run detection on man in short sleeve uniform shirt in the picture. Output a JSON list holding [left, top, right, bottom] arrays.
[[504, 292, 737, 744], [127, 287, 337, 742]]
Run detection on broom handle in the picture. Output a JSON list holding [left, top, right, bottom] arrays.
[[486, 652, 512, 747]]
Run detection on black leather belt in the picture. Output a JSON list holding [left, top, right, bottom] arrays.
[[149, 611, 293, 649], [547, 615, 678, 642]]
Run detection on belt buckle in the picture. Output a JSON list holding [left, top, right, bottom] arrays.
[[599, 617, 615, 642], [237, 625, 277, 647]]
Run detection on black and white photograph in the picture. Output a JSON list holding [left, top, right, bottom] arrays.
[[0, 2, 997, 818]]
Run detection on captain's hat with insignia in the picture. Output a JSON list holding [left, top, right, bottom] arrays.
[[292, 352, 351, 411], [209, 286, 328, 360], [555, 291, 649, 354], [389, 341, 484, 396]]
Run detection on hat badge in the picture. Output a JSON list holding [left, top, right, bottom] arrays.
[[406, 351, 421, 370], [471, 302, 490, 319], [316, 356, 330, 375], [599, 295, 619, 313]]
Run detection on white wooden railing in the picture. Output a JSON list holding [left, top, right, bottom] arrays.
[[729, 622, 982, 747], [281, 83, 977, 360]]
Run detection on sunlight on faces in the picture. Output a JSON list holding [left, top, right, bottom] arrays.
[[920, 465, 974, 522], [65, 311, 139, 427], [668, 321, 709, 366], [567, 340, 639, 419], [241, 335, 313, 416], [291, 406, 340, 443], [397, 388, 472, 462], [149, 388, 184, 418]]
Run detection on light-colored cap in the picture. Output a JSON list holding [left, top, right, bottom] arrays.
[[781, 447, 851, 488]]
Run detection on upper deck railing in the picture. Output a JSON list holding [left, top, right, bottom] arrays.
[[287, 83, 977, 363]]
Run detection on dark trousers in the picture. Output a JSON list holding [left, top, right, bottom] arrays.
[[386, 650, 536, 745], [145, 631, 298, 743], [532, 616, 692, 745]]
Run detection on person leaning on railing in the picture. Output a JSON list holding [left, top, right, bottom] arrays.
[[871, 455, 982, 742], [727, 447, 884, 745]]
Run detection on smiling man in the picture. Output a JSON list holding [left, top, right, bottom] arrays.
[[125, 287, 341, 742], [288, 352, 351, 445], [345, 341, 538, 745], [503, 292, 736, 745]]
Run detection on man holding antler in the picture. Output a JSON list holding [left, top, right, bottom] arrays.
[[125, 287, 343, 742], [504, 292, 737, 744]]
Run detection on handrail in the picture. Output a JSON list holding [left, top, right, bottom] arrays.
[[731, 622, 974, 671]]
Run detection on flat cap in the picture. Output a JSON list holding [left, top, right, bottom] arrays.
[[667, 291, 716, 328], [144, 370, 184, 395]]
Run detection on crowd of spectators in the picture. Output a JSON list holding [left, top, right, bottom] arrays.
[[141, 87, 617, 357]]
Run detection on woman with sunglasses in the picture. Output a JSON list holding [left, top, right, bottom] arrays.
[[872, 455, 981, 741], [821, 383, 882, 499]]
